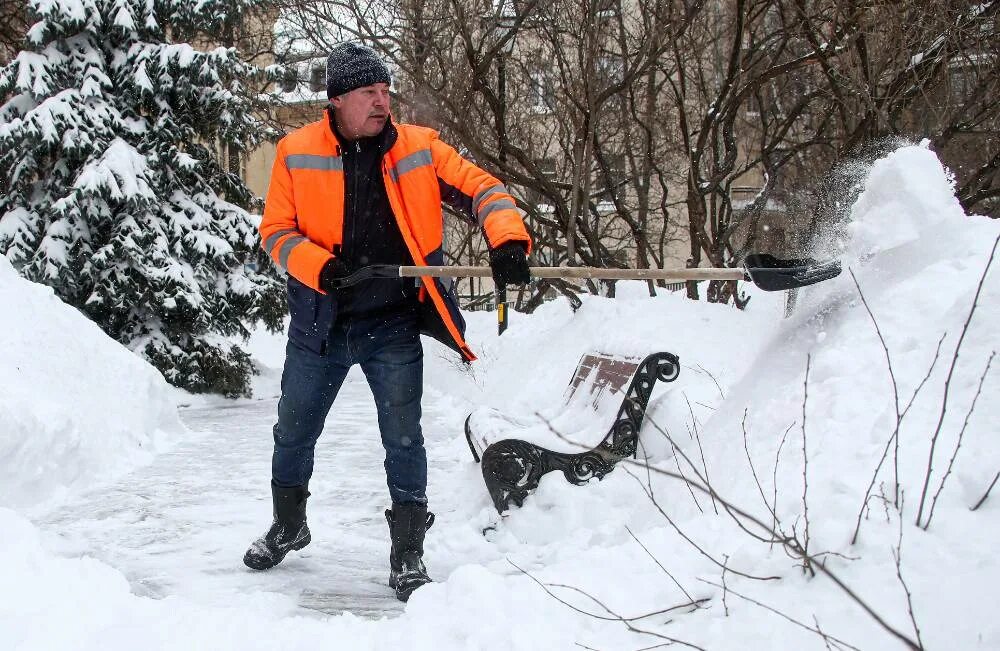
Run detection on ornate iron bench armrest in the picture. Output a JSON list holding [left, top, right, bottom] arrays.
[[465, 352, 680, 512]]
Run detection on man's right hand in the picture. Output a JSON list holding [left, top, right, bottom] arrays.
[[489, 241, 531, 286], [319, 257, 351, 293]]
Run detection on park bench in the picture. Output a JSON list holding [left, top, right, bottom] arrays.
[[464, 351, 680, 512]]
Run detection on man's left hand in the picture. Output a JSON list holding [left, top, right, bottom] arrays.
[[489, 241, 531, 286], [319, 256, 351, 293]]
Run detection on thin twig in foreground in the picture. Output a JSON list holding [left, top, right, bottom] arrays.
[[535, 384, 919, 649], [813, 615, 852, 651], [721, 554, 730, 616], [620, 438, 922, 649], [670, 440, 705, 513], [917, 233, 999, 528], [801, 354, 814, 576], [625, 525, 698, 604], [508, 559, 708, 651], [971, 471, 999, 512], [925, 351, 995, 528], [685, 393, 719, 514], [697, 578, 861, 651], [772, 422, 795, 551], [692, 363, 725, 399], [893, 504, 925, 650], [742, 409, 779, 524], [623, 465, 781, 581], [849, 268, 903, 507], [852, 333, 946, 544]]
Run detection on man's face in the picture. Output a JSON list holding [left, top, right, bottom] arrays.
[[331, 82, 391, 140]]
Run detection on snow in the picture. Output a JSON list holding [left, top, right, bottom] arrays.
[[0, 255, 182, 511], [845, 140, 965, 260], [0, 206, 36, 249], [73, 137, 157, 201], [1, 144, 998, 649], [113, 3, 136, 31]]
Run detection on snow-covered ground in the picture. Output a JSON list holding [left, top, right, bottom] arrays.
[[1, 143, 997, 649]]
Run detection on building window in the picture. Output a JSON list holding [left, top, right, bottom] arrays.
[[528, 65, 555, 113], [596, 54, 624, 86], [948, 65, 979, 106], [595, 0, 617, 22], [309, 64, 326, 93], [597, 153, 626, 203], [525, 157, 557, 207], [280, 67, 298, 93], [538, 157, 557, 178], [730, 186, 761, 210]]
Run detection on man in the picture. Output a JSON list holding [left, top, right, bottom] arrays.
[[244, 43, 532, 602]]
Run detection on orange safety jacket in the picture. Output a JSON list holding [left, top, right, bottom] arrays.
[[259, 109, 531, 361]]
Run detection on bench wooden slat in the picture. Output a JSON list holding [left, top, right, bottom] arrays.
[[567, 354, 640, 410]]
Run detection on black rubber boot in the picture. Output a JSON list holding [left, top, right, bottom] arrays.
[[385, 502, 435, 602], [243, 481, 311, 570]]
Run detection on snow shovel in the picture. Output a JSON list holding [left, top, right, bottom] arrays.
[[328, 253, 840, 334], [328, 253, 841, 291]]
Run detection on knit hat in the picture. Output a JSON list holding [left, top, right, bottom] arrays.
[[326, 43, 392, 99]]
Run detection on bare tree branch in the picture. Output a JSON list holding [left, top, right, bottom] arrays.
[[917, 233, 999, 528], [698, 578, 862, 651], [971, 471, 1000, 512], [925, 351, 995, 528], [509, 559, 709, 651]]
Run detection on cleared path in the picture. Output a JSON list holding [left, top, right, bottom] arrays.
[[37, 371, 460, 620]]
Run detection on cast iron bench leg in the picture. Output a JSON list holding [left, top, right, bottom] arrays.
[[467, 352, 680, 512]]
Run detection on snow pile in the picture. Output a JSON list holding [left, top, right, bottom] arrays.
[[845, 140, 968, 258], [430, 283, 785, 472], [0, 257, 182, 509], [1, 142, 997, 649], [423, 140, 999, 649]]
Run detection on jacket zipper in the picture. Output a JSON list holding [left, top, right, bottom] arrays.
[[344, 143, 357, 265]]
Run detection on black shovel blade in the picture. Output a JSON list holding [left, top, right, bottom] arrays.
[[743, 253, 842, 291]]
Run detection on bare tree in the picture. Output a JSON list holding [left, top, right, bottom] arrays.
[[0, 0, 27, 66], [659, 0, 856, 302], [268, 0, 997, 312], [786, 0, 1000, 220]]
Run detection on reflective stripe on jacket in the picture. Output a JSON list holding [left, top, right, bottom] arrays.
[[259, 109, 531, 361]]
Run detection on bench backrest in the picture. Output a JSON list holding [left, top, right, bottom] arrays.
[[564, 353, 641, 412]]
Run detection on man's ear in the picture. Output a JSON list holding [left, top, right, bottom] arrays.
[[329, 96, 343, 109]]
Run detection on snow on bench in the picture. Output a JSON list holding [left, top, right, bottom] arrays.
[[464, 351, 680, 512]]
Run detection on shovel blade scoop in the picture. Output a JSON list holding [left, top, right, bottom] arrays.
[[743, 253, 842, 291]]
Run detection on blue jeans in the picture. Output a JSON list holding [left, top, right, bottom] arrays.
[[271, 307, 426, 505]]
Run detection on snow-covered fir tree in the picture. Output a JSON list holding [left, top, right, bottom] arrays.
[[0, 0, 284, 397]]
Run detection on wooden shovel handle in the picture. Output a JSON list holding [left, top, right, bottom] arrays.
[[397, 265, 746, 282]]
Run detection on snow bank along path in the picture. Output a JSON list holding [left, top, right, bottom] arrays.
[[0, 256, 182, 511]]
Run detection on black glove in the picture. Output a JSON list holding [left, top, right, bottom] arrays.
[[489, 241, 531, 286], [318, 257, 350, 292]]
